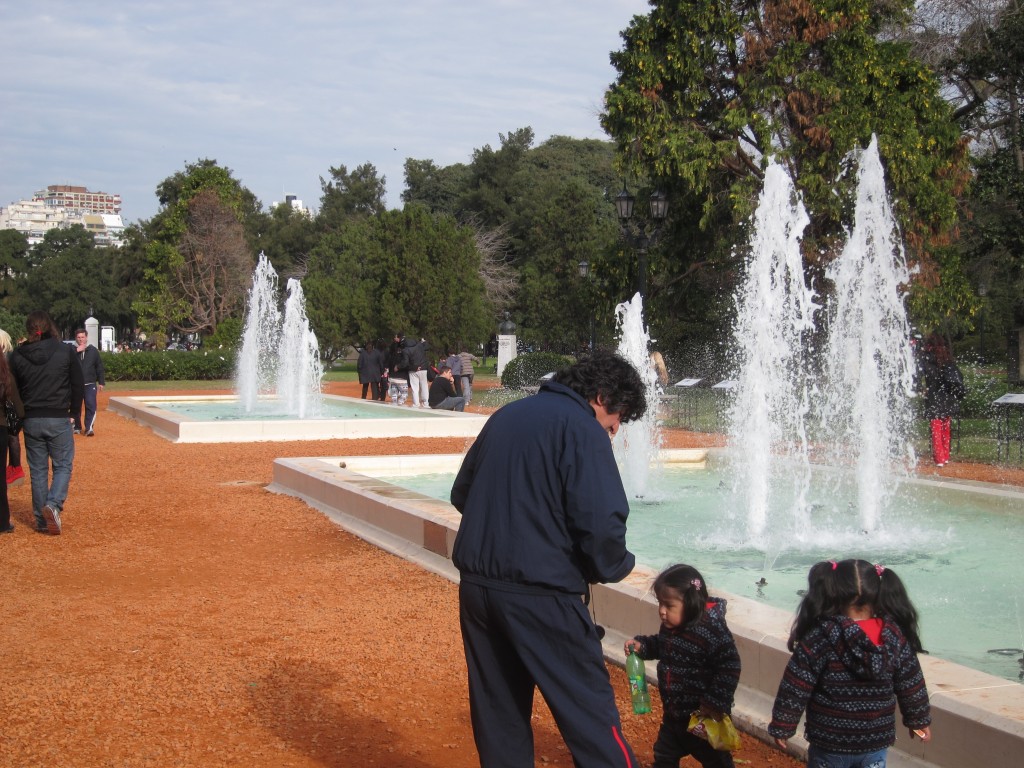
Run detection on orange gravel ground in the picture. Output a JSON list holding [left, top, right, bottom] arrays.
[[3, 382, 1020, 768]]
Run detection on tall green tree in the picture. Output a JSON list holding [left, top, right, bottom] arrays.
[[399, 134, 634, 350], [108, 224, 149, 337], [303, 207, 490, 355], [136, 159, 259, 343], [401, 159, 471, 216], [459, 127, 535, 228], [601, 0, 971, 330], [513, 179, 617, 351], [503, 138, 622, 348], [942, 1, 1024, 344], [317, 163, 387, 232], [249, 203, 319, 280]]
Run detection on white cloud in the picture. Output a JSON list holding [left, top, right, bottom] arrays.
[[0, 0, 649, 221]]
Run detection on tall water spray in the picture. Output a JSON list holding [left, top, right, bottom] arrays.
[[236, 253, 323, 416], [726, 138, 916, 542], [819, 136, 916, 531], [277, 279, 324, 418], [614, 292, 661, 499], [236, 254, 282, 413], [727, 163, 819, 541]]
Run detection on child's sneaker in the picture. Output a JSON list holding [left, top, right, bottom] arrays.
[[6, 465, 24, 485]]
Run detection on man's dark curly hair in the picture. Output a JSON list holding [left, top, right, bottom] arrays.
[[552, 350, 647, 423]]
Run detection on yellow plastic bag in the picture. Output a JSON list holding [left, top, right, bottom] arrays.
[[687, 710, 741, 752]]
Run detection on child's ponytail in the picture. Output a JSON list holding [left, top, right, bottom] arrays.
[[788, 559, 880, 651], [875, 565, 926, 654], [788, 561, 835, 650]]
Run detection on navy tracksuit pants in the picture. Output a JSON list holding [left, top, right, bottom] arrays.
[[459, 578, 638, 768]]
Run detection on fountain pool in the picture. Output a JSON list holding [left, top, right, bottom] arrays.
[[270, 452, 1024, 768], [370, 458, 1024, 683], [108, 394, 488, 443]]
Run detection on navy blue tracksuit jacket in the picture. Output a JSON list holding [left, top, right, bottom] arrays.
[[451, 381, 639, 768]]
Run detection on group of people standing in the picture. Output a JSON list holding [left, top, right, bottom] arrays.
[[1, 311, 100, 538], [356, 333, 480, 412], [449, 350, 932, 768]]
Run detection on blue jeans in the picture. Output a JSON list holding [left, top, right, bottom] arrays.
[[23, 417, 75, 527], [432, 396, 466, 412], [807, 745, 887, 768]]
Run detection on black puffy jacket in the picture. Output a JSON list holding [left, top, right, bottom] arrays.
[[10, 337, 84, 420]]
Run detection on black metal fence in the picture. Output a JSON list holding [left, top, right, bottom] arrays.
[[659, 386, 1024, 468]]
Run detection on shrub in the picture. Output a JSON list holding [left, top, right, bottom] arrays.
[[959, 365, 1010, 418], [205, 318, 243, 350], [102, 350, 237, 382], [500, 351, 573, 390]]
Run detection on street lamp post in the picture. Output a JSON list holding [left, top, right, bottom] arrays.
[[578, 259, 596, 352], [615, 185, 669, 299]]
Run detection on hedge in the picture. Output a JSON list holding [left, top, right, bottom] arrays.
[[101, 350, 237, 382]]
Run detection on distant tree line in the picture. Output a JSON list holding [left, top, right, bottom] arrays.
[[0, 0, 1021, 377]]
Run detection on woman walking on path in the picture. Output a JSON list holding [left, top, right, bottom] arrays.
[[8, 310, 83, 535]]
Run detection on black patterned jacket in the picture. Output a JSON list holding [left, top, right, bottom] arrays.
[[631, 598, 741, 722], [768, 616, 931, 754]]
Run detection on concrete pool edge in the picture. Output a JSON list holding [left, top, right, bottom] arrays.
[[108, 394, 488, 443], [268, 452, 1024, 768]]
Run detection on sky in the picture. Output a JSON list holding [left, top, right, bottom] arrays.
[[0, 0, 651, 224]]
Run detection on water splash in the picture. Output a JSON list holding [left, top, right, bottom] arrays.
[[727, 163, 819, 542], [819, 136, 916, 530], [277, 279, 324, 418], [726, 137, 916, 542], [236, 254, 282, 412], [235, 253, 323, 416], [614, 292, 662, 499]]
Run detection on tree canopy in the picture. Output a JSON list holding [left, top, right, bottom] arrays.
[[1, 3, 1020, 363], [12, 226, 124, 336], [601, 0, 972, 331], [303, 207, 490, 356], [134, 160, 258, 341]]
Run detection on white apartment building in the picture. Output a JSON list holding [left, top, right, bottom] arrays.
[[0, 185, 124, 246]]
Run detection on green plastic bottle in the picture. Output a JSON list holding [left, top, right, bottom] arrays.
[[626, 651, 651, 714]]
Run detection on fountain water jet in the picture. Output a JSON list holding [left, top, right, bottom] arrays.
[[819, 136, 917, 531], [614, 292, 662, 499], [727, 136, 916, 540], [236, 253, 323, 417], [727, 163, 818, 542], [236, 254, 281, 412]]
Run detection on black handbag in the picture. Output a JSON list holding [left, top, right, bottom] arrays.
[[4, 400, 22, 435]]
